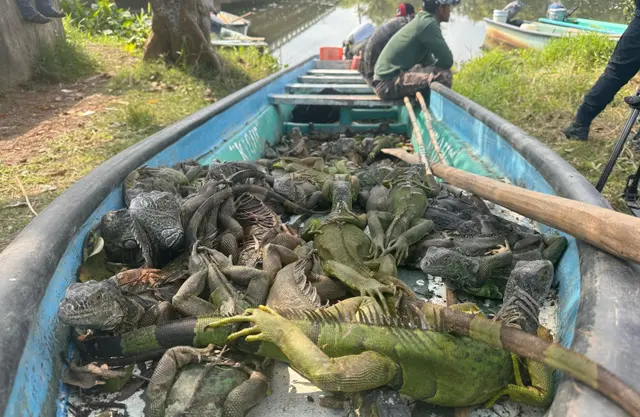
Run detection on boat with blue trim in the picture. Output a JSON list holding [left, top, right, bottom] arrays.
[[0, 56, 638, 417]]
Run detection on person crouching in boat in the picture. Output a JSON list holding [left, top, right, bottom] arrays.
[[371, 0, 456, 104], [360, 3, 417, 86]]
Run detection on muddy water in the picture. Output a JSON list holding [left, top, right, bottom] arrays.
[[114, 0, 629, 65], [223, 0, 628, 65]]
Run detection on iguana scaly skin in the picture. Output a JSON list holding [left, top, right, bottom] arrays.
[[266, 250, 321, 311], [148, 345, 268, 417], [302, 174, 410, 312], [124, 166, 190, 207], [233, 192, 304, 268], [272, 174, 327, 210], [495, 260, 554, 335], [80, 298, 640, 415], [367, 165, 437, 264], [58, 255, 189, 333], [99, 190, 185, 268], [420, 247, 513, 299]]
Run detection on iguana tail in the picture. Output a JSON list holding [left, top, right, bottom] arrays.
[[419, 302, 640, 417], [77, 316, 231, 365], [232, 184, 330, 215]]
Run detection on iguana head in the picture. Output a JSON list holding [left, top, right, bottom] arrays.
[[124, 167, 189, 206], [129, 191, 185, 253], [273, 174, 305, 203], [326, 174, 362, 223], [57, 279, 126, 331], [420, 247, 479, 277], [100, 209, 144, 266]]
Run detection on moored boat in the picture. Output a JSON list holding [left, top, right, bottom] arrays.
[[538, 16, 628, 35], [484, 17, 621, 50], [210, 10, 251, 36], [0, 55, 638, 417], [211, 27, 268, 49]]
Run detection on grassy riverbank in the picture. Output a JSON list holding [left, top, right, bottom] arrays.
[[0, 22, 279, 251], [455, 34, 639, 210]]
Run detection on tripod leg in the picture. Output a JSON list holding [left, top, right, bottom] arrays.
[[595, 108, 640, 192]]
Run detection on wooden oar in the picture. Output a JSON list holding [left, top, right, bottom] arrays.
[[228, 12, 252, 24], [382, 144, 640, 265]]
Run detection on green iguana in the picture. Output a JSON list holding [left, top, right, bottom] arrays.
[[78, 298, 640, 416], [302, 173, 411, 313], [366, 165, 438, 264]]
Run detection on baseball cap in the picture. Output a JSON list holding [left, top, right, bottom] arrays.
[[396, 3, 416, 16]]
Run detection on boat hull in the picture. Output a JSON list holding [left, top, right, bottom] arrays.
[[484, 18, 561, 49], [0, 57, 638, 417], [484, 18, 621, 50], [539, 17, 627, 35]]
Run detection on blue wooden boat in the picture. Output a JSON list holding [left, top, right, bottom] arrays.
[[0, 56, 638, 417]]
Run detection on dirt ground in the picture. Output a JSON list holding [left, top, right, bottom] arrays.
[[0, 43, 136, 250]]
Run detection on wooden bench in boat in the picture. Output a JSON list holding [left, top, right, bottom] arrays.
[[298, 75, 367, 84], [269, 94, 400, 108], [285, 83, 374, 94], [306, 69, 361, 76]]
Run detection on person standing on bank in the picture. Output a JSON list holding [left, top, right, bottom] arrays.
[[360, 3, 416, 86], [372, 0, 457, 103], [564, 0, 640, 141], [16, 0, 65, 24]]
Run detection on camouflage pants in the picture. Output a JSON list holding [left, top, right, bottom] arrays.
[[373, 65, 453, 101]]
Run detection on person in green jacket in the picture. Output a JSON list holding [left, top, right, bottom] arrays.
[[372, 0, 457, 102]]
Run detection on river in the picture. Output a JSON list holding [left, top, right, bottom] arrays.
[[224, 0, 629, 66]]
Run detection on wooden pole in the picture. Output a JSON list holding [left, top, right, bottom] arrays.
[[382, 146, 640, 265], [403, 98, 440, 193], [416, 92, 446, 164]]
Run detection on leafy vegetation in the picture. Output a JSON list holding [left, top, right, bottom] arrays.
[[61, 0, 152, 49], [455, 34, 638, 209]]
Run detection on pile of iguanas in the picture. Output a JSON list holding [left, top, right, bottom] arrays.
[[58, 129, 640, 417]]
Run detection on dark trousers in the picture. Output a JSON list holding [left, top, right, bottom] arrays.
[[16, 0, 55, 19], [575, 10, 640, 125], [373, 66, 453, 102]]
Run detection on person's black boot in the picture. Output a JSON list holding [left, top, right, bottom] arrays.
[[38, 7, 65, 18], [24, 12, 51, 24], [625, 95, 640, 109], [563, 121, 590, 141]]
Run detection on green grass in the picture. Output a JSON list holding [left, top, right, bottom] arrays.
[[454, 34, 639, 210], [34, 34, 100, 83], [0, 23, 279, 251]]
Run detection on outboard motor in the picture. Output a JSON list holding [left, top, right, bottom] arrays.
[[343, 22, 375, 59]]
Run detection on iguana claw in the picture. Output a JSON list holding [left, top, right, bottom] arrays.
[[369, 237, 386, 259], [205, 305, 291, 345], [381, 237, 410, 265]]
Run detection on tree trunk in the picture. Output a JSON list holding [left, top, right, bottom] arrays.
[[144, 0, 222, 71]]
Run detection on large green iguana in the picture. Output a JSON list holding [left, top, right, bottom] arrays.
[[366, 165, 439, 265], [78, 297, 640, 416], [301, 173, 412, 314]]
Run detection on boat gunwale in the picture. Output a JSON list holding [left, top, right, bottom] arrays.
[[431, 82, 640, 416], [0, 55, 315, 416]]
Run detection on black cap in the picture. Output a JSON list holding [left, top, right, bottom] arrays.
[[396, 3, 416, 16]]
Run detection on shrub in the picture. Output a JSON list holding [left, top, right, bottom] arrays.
[[61, 0, 152, 49]]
